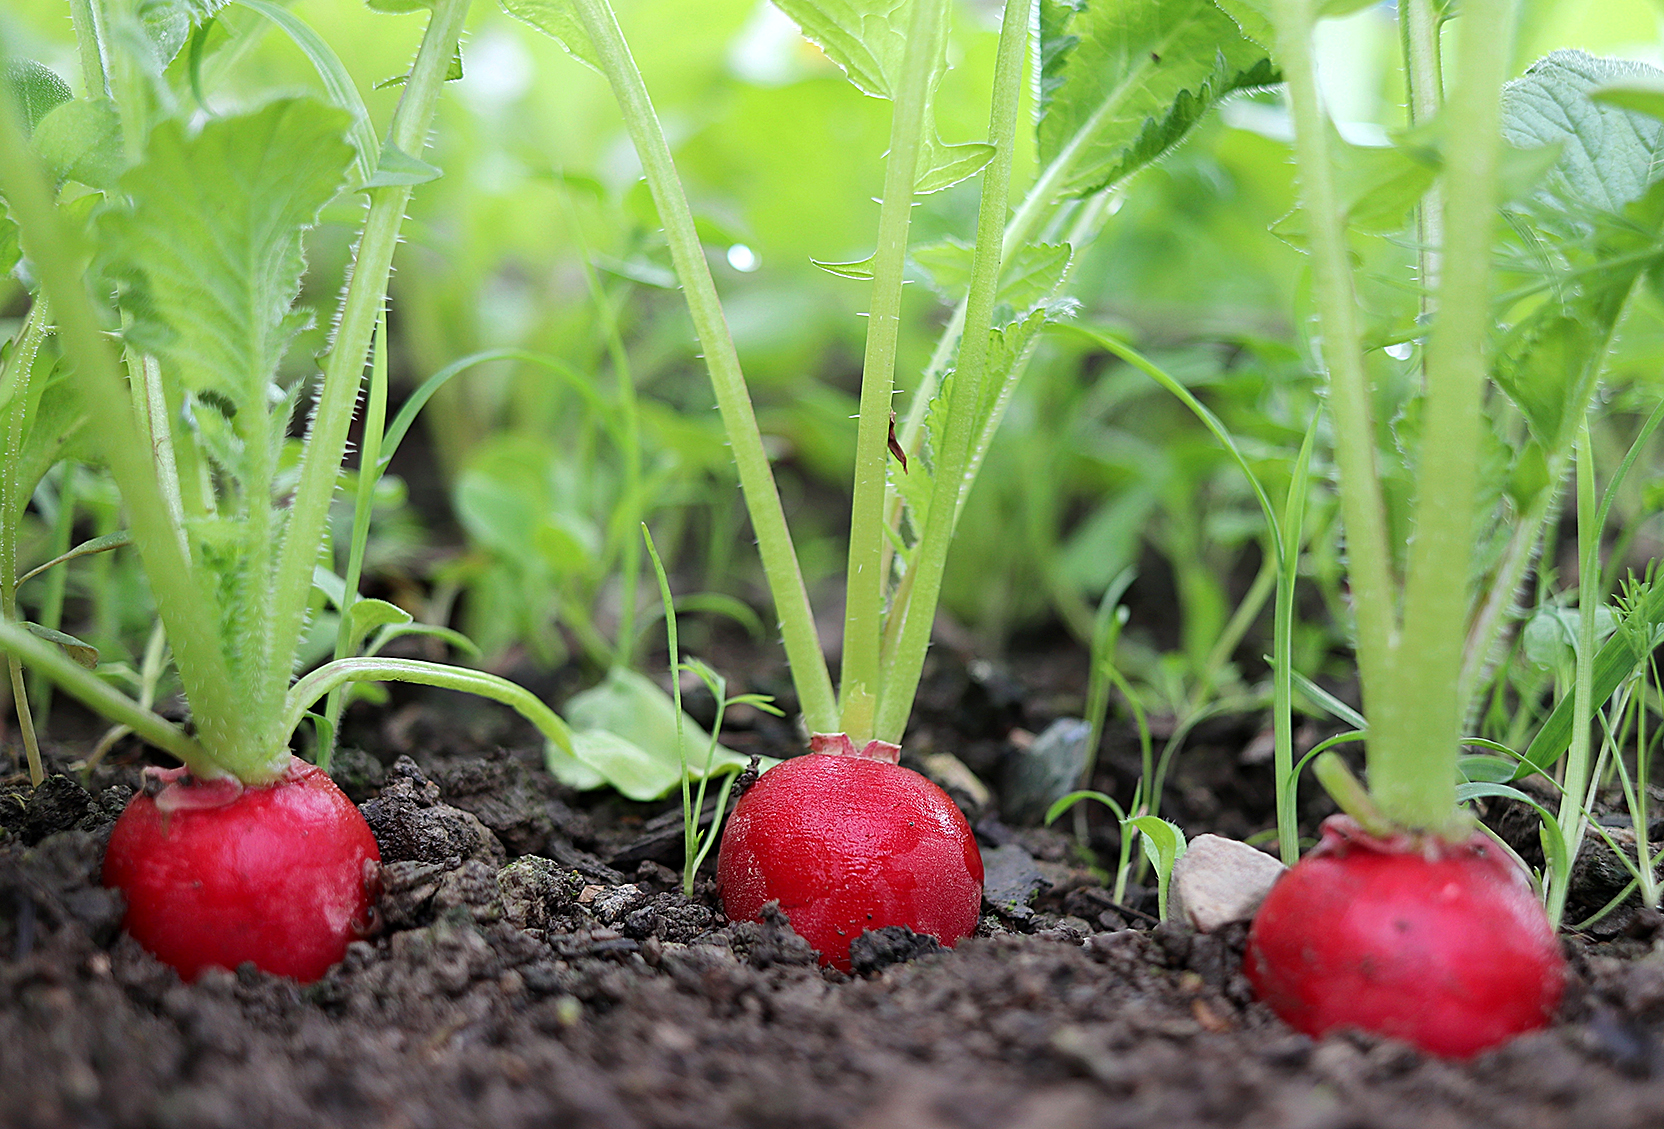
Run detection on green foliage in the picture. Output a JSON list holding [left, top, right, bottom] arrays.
[[1494, 52, 1664, 451], [499, 0, 601, 70], [1037, 0, 1279, 198], [32, 97, 124, 188], [94, 98, 354, 702], [3, 59, 72, 134], [769, 0, 992, 191], [548, 667, 771, 800], [100, 100, 352, 437], [140, 0, 230, 66], [1128, 814, 1186, 920]]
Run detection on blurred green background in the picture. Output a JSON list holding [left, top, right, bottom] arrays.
[[6, 0, 1664, 712]]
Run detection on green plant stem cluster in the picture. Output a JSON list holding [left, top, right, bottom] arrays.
[[1272, 0, 1517, 836]]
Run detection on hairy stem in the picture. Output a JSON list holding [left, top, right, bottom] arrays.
[[265, 0, 470, 754], [872, 0, 1041, 744], [283, 657, 576, 756], [1271, 0, 1406, 819], [1388, 0, 1517, 831], [568, 0, 837, 734], [838, 0, 947, 743]]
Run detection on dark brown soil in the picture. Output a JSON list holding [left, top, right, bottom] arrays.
[[6, 646, 1664, 1129]]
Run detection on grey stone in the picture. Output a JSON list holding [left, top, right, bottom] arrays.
[[1169, 833, 1285, 933]]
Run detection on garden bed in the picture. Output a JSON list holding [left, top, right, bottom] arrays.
[[6, 646, 1664, 1129]]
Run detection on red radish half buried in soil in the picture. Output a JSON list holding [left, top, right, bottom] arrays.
[[1244, 815, 1565, 1058], [717, 734, 983, 971], [103, 756, 380, 983]]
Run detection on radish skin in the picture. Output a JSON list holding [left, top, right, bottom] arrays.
[[103, 756, 380, 983], [1245, 815, 1565, 1058], [717, 739, 983, 972]]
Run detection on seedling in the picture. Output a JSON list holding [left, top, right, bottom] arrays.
[[0, 1, 586, 982], [645, 525, 782, 896], [1240, 0, 1664, 1054], [503, 0, 1277, 961]]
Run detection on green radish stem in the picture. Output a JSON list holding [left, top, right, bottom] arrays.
[[319, 312, 392, 770], [1272, 0, 1517, 836], [836, 0, 947, 744], [870, 0, 1031, 745], [263, 0, 470, 763], [566, 0, 837, 735], [2, 301, 51, 786]]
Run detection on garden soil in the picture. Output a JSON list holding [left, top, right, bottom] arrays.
[[6, 644, 1664, 1129]]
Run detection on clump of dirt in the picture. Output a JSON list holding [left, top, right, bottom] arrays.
[[6, 651, 1664, 1127]]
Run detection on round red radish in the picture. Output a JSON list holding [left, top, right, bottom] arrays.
[[717, 735, 983, 971], [1244, 815, 1565, 1058], [103, 756, 380, 983]]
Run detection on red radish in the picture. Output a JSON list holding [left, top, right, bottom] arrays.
[[1244, 815, 1565, 1058], [717, 734, 983, 971], [103, 756, 380, 983]]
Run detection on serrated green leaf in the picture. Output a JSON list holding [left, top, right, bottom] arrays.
[[1038, 0, 1277, 199], [3, 60, 73, 136], [31, 98, 124, 188], [1502, 50, 1664, 221], [373, 46, 464, 90], [772, 0, 909, 98], [1493, 53, 1664, 446], [912, 239, 1071, 314], [983, 302, 1061, 415], [364, 141, 443, 188], [916, 136, 994, 194], [96, 98, 354, 468], [499, 0, 601, 72]]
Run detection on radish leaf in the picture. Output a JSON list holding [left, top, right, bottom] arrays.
[[1503, 51, 1664, 223], [2, 60, 72, 135], [95, 97, 353, 701], [1037, 0, 1277, 199], [498, 0, 602, 72], [1493, 52, 1664, 450], [769, 0, 991, 192], [32, 98, 125, 189], [552, 667, 774, 800]]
